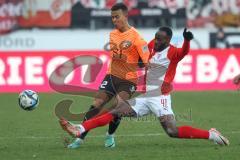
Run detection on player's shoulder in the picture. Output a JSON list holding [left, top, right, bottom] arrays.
[[168, 44, 178, 56], [148, 39, 155, 51], [130, 27, 146, 43], [110, 29, 119, 36], [110, 29, 119, 34], [169, 44, 176, 49], [130, 27, 142, 36], [130, 27, 138, 33]]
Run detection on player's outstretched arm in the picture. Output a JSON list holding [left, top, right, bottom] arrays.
[[181, 28, 194, 54], [173, 28, 193, 60]]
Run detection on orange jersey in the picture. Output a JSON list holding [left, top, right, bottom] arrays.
[[107, 27, 150, 84]]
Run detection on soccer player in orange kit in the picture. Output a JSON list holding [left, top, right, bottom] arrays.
[[65, 3, 150, 148]]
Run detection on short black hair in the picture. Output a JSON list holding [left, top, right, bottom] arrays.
[[111, 3, 128, 13], [159, 26, 172, 38]]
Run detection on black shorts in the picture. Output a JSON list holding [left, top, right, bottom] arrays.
[[99, 74, 137, 97]]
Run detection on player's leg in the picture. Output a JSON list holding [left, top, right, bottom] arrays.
[[66, 90, 113, 149], [155, 95, 229, 145], [59, 94, 150, 147], [108, 91, 131, 134], [82, 74, 116, 123], [66, 75, 115, 148], [85, 99, 136, 130], [159, 114, 209, 139], [159, 115, 229, 145], [60, 96, 138, 136], [79, 90, 113, 135], [105, 77, 136, 147], [79, 94, 149, 132], [159, 115, 178, 137], [105, 91, 132, 147]]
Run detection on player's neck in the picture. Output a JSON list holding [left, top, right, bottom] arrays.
[[118, 23, 131, 33], [155, 44, 169, 52]]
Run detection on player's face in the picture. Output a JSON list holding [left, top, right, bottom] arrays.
[[111, 10, 127, 30], [154, 31, 170, 51]]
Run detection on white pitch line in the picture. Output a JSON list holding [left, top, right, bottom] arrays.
[[0, 131, 239, 140]]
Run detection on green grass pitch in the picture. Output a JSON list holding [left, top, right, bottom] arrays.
[[0, 91, 239, 160]]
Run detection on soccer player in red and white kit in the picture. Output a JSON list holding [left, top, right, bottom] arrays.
[[59, 27, 229, 146]]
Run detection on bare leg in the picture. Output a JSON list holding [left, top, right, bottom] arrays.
[[83, 91, 112, 120], [80, 91, 112, 139], [158, 114, 229, 145], [111, 94, 137, 117], [159, 115, 178, 138], [79, 96, 137, 132], [108, 91, 134, 135]]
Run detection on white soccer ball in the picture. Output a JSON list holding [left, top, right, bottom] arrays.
[[18, 90, 39, 111]]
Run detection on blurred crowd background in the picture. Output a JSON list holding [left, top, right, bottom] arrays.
[[0, 0, 240, 49]]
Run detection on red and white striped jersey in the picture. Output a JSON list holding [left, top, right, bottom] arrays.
[[146, 39, 190, 95]]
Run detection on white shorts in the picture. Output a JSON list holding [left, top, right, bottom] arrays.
[[128, 93, 174, 117]]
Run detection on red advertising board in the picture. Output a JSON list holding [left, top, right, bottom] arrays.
[[0, 49, 239, 93], [174, 49, 240, 90], [0, 51, 109, 92]]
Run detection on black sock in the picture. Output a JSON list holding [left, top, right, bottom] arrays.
[[79, 105, 100, 139], [84, 105, 101, 120], [108, 116, 122, 135]]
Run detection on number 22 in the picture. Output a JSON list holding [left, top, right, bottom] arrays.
[[100, 81, 108, 88]]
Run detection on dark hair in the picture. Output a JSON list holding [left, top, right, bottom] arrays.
[[111, 3, 128, 13], [159, 26, 172, 38]]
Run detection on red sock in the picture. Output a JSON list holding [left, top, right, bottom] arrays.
[[178, 126, 209, 139], [82, 112, 114, 131]]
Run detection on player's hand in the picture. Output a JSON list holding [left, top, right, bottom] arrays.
[[183, 28, 194, 41], [233, 74, 240, 85]]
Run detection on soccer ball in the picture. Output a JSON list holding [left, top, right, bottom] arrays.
[[18, 90, 39, 111]]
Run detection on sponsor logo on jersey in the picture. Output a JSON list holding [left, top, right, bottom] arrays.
[[120, 40, 132, 50]]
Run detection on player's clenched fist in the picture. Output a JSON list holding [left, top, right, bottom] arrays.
[[183, 28, 194, 41]]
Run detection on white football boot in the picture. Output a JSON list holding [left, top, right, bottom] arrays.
[[209, 128, 229, 146]]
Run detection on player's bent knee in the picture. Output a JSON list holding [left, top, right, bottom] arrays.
[[111, 110, 124, 118], [166, 128, 178, 138], [111, 105, 137, 118]]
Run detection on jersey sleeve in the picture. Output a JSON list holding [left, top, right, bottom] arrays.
[[135, 37, 150, 64], [148, 39, 155, 53], [170, 39, 190, 61]]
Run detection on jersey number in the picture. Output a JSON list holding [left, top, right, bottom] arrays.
[[100, 81, 108, 89], [161, 98, 168, 108]]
